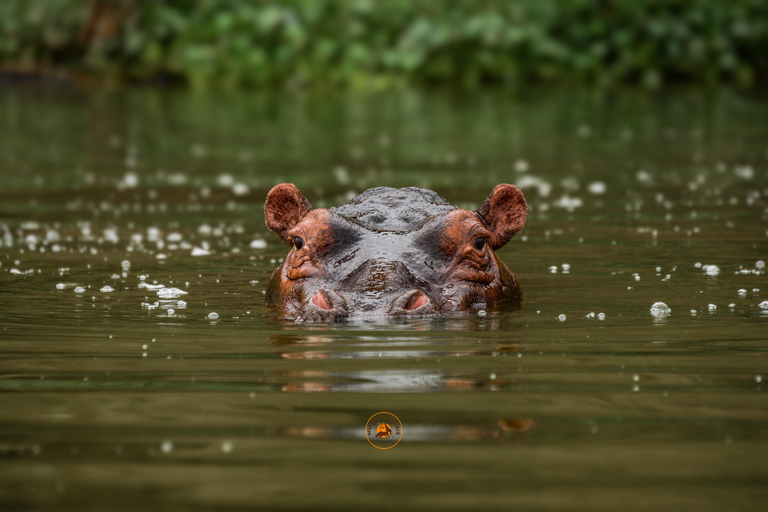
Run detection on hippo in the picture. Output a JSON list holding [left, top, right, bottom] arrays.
[[264, 183, 527, 321]]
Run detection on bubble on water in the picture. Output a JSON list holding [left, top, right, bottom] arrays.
[[586, 312, 596, 319], [597, 313, 605, 321], [334, 166, 350, 185], [690, 309, 697, 315], [221, 441, 233, 453], [250, 239, 267, 249], [142, 344, 148, 349], [514, 159, 529, 172], [232, 183, 250, 196], [734, 165, 754, 180], [138, 282, 165, 291], [588, 181, 606, 195], [757, 260, 766, 270], [558, 314, 566, 322], [650, 302, 670, 318], [167, 308, 175, 316], [191, 247, 211, 256], [694, 262, 702, 268], [738, 289, 747, 298], [156, 253, 167, 260], [477, 310, 487, 317], [702, 264, 720, 276], [56, 283, 66, 290], [100, 286, 114, 293], [121, 172, 139, 188], [554, 195, 583, 212], [561, 263, 570, 272], [176, 300, 187, 309], [756, 375, 763, 383], [157, 287, 188, 299], [633, 375, 640, 382], [489, 373, 497, 380], [549, 266, 558, 273], [208, 312, 220, 320], [160, 440, 173, 453], [708, 304, 717, 311], [634, 275, 641, 281], [142, 352, 147, 357], [729, 303, 736, 308], [74, 286, 86, 294], [759, 301, 768, 309]]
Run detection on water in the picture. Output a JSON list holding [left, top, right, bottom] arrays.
[[1, 86, 767, 510]]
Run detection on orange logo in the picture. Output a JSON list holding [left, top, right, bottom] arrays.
[[366, 412, 402, 449]]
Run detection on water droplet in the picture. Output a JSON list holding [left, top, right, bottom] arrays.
[[100, 286, 114, 293], [558, 314, 566, 322], [597, 312, 606, 321], [160, 440, 173, 453], [207, 312, 219, 320], [221, 441, 233, 453]]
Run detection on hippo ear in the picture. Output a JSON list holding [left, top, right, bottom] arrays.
[[476, 184, 528, 249], [265, 183, 313, 244]]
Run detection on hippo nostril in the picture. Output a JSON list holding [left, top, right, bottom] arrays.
[[312, 291, 332, 310], [390, 289, 436, 316], [405, 291, 429, 310]]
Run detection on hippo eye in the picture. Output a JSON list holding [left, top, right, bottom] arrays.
[[293, 236, 304, 250], [472, 237, 486, 251]]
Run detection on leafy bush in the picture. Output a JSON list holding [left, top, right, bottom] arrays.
[[1, 0, 766, 88]]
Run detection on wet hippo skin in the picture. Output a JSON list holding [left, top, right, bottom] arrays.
[[264, 184, 527, 321]]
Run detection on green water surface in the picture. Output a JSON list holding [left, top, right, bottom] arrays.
[[1, 86, 767, 511]]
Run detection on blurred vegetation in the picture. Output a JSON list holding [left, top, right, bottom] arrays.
[[1, 0, 767, 89]]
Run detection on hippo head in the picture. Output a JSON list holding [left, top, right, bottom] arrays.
[[265, 184, 527, 321]]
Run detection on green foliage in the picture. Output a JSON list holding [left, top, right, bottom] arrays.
[[1, 0, 767, 88]]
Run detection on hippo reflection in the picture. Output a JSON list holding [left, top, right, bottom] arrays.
[[265, 183, 527, 321]]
